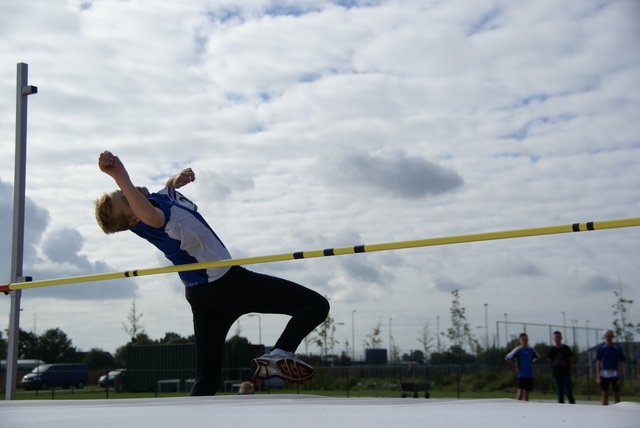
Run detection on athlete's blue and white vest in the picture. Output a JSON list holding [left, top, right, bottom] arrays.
[[131, 187, 231, 286]]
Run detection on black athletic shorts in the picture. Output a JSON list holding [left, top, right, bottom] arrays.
[[518, 378, 534, 391], [600, 377, 620, 392]]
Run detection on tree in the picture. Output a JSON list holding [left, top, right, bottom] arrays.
[[389, 331, 400, 364], [362, 320, 383, 349], [0, 331, 6, 359], [17, 329, 39, 359], [611, 286, 639, 360], [122, 295, 144, 343], [37, 328, 77, 363], [402, 350, 425, 364], [341, 339, 352, 363], [612, 286, 638, 343], [301, 336, 312, 355], [113, 345, 128, 367], [417, 323, 434, 363], [313, 314, 339, 359], [446, 290, 478, 355], [159, 332, 191, 345], [83, 348, 116, 370], [130, 333, 155, 346], [225, 334, 250, 346]]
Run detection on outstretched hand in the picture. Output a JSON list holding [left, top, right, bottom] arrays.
[[167, 168, 195, 189]]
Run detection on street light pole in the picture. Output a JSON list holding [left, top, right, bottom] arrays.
[[331, 322, 345, 367], [248, 314, 262, 345], [484, 303, 489, 350], [388, 318, 393, 364], [504, 313, 508, 348], [436, 316, 440, 353], [351, 310, 356, 362]]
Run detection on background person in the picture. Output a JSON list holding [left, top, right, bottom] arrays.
[[595, 329, 625, 405], [547, 331, 575, 404], [238, 381, 254, 395], [505, 333, 541, 401]]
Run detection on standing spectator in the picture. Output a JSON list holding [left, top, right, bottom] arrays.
[[547, 331, 575, 403], [505, 333, 541, 401], [595, 329, 626, 405]]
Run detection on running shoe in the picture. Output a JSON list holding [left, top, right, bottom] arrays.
[[250, 352, 314, 384]]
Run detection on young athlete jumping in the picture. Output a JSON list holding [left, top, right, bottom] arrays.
[[95, 151, 329, 396]]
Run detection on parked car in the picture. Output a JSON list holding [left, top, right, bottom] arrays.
[[21, 363, 89, 390], [98, 369, 126, 388]]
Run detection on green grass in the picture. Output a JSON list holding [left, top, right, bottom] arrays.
[[3, 386, 638, 402]]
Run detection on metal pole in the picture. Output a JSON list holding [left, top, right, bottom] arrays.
[[436, 316, 440, 353], [484, 303, 488, 351], [504, 314, 508, 346], [248, 314, 261, 345], [5, 63, 37, 400], [388, 318, 392, 359], [351, 310, 355, 362]]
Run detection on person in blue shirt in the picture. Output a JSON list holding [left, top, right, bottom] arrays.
[[595, 329, 626, 405], [505, 333, 541, 401]]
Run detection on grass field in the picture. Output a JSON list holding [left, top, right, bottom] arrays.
[[2, 386, 639, 403]]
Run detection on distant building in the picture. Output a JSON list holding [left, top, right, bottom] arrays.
[[365, 348, 388, 365]]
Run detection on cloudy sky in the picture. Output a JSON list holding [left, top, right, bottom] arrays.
[[1, 0, 639, 360]]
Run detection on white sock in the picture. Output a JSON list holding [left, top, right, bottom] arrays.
[[269, 348, 288, 356]]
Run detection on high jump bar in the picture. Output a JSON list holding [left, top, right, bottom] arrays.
[[2, 217, 639, 293]]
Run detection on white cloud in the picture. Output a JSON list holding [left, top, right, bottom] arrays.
[[0, 179, 136, 300], [320, 151, 463, 198], [0, 0, 638, 355]]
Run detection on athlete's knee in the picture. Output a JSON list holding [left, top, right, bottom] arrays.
[[320, 295, 330, 316], [312, 294, 330, 321]]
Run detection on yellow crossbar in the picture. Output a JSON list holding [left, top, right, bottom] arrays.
[[2, 217, 638, 293]]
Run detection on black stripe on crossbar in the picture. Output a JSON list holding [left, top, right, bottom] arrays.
[[572, 222, 595, 232], [323, 248, 335, 256], [293, 252, 304, 259], [354, 245, 365, 253]]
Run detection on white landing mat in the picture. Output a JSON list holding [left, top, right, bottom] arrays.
[[1, 395, 638, 428]]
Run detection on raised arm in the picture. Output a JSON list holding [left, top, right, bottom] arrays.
[[165, 168, 196, 189], [98, 151, 165, 228]]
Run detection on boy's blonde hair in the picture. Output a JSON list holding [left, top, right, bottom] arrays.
[[239, 381, 253, 393], [95, 193, 131, 234]]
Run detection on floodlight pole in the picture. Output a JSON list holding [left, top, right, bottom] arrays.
[[5, 63, 37, 400]]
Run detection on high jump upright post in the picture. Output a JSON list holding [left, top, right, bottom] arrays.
[[5, 63, 37, 400]]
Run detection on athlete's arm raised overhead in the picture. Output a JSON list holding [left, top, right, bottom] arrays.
[[98, 151, 165, 228]]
